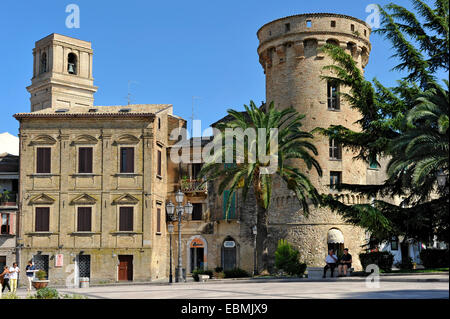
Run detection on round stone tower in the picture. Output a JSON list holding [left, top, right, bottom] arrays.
[[257, 14, 372, 270]]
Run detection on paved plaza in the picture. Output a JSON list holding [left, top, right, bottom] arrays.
[[13, 274, 449, 299]]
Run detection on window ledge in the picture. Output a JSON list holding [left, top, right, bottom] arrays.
[[69, 231, 101, 236], [114, 173, 142, 177], [156, 175, 163, 180], [0, 233, 15, 237], [110, 231, 142, 236], [156, 232, 162, 236], [329, 159, 342, 162], [29, 174, 59, 177], [327, 108, 341, 112], [26, 232, 56, 236], [367, 167, 380, 171], [71, 174, 99, 177]]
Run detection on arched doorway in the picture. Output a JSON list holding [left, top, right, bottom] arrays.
[[187, 236, 207, 273], [327, 228, 344, 258], [222, 236, 238, 270]]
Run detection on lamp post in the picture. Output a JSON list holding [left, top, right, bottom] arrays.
[[437, 170, 448, 192], [167, 223, 174, 284], [166, 190, 193, 283], [252, 225, 258, 276]]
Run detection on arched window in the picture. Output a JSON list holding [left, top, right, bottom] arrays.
[[327, 228, 344, 257], [68, 53, 77, 75], [326, 39, 339, 47], [40, 52, 47, 74]]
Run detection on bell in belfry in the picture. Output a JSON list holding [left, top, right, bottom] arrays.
[[68, 63, 75, 74]]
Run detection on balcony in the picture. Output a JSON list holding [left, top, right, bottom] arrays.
[[0, 192, 18, 208], [180, 179, 207, 194]]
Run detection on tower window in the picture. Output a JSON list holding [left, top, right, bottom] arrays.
[[68, 53, 77, 75], [330, 171, 342, 190], [306, 20, 312, 28], [364, 30, 367, 36], [327, 81, 340, 110], [329, 139, 342, 160], [285, 23, 290, 32], [351, 24, 355, 32], [39, 52, 47, 74], [331, 21, 336, 28]]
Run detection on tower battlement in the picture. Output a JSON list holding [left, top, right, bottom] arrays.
[[257, 13, 371, 72]]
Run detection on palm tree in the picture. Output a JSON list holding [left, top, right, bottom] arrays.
[[199, 101, 322, 271], [388, 81, 449, 198]]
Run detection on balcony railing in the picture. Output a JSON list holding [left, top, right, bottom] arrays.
[[180, 179, 207, 193], [0, 192, 18, 207]]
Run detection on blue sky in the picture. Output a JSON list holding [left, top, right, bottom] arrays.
[[0, 0, 445, 137]]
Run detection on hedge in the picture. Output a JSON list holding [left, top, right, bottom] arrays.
[[359, 251, 394, 272], [420, 249, 449, 268]]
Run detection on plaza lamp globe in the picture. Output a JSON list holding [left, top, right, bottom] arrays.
[[184, 201, 193, 215], [437, 170, 447, 189], [252, 225, 257, 235], [175, 190, 184, 204], [166, 201, 175, 221], [168, 224, 174, 234]]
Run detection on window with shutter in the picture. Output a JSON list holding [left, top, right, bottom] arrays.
[[223, 190, 236, 219], [36, 148, 51, 173], [78, 147, 93, 173], [119, 207, 133, 231], [329, 139, 342, 160], [120, 147, 134, 173], [77, 207, 92, 232], [35, 207, 50, 232], [157, 150, 162, 177], [156, 208, 161, 233], [327, 81, 340, 110]]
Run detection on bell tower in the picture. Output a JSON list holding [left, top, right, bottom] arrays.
[[27, 33, 98, 112]]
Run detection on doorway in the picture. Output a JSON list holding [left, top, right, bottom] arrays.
[[0, 256, 6, 271], [33, 254, 49, 279], [118, 255, 133, 281], [78, 255, 91, 278], [222, 237, 237, 270], [190, 247, 204, 272]]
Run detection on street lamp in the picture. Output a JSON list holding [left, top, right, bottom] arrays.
[[169, 190, 193, 282], [167, 223, 174, 284], [252, 225, 258, 276]]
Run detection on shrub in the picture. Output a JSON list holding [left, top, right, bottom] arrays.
[[274, 239, 307, 276], [224, 268, 250, 278], [214, 266, 223, 273], [213, 271, 225, 279], [399, 257, 414, 270], [420, 249, 449, 268], [35, 287, 59, 299], [1, 292, 20, 299], [35, 269, 47, 280], [62, 294, 88, 299], [359, 251, 394, 272], [192, 269, 213, 282]]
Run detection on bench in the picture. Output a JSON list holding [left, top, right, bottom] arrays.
[[198, 274, 210, 282], [307, 267, 354, 279]]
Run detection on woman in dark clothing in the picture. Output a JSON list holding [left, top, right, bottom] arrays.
[[0, 266, 11, 292]]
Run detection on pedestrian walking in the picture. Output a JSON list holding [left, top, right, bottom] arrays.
[[9, 262, 20, 294], [25, 260, 36, 292], [0, 266, 11, 294]]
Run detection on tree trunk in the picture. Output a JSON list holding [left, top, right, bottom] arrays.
[[256, 204, 269, 273]]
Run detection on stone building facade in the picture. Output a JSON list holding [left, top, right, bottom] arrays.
[[15, 34, 177, 285], [13, 13, 387, 285]]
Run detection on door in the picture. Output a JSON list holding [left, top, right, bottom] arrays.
[[118, 255, 133, 281], [0, 256, 6, 271], [78, 255, 91, 278], [190, 248, 204, 272], [223, 247, 237, 270]]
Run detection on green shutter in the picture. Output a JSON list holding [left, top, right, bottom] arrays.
[[223, 190, 236, 219]]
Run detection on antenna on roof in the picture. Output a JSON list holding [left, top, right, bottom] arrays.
[[191, 96, 201, 138], [127, 80, 139, 105]]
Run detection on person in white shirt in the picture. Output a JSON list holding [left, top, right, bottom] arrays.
[[323, 249, 338, 278], [9, 263, 19, 294]]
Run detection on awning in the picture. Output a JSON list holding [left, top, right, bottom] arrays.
[[327, 229, 344, 244]]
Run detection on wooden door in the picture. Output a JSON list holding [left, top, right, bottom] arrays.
[[118, 255, 133, 281]]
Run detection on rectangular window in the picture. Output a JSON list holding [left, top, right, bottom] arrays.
[[331, 21, 336, 27], [369, 156, 379, 169], [351, 24, 355, 32], [330, 172, 342, 190], [36, 147, 51, 173], [156, 207, 161, 233], [192, 203, 203, 221], [35, 207, 50, 232], [157, 150, 162, 177], [285, 23, 290, 32], [78, 147, 93, 173], [192, 163, 203, 179], [306, 20, 312, 28], [327, 82, 340, 110], [119, 207, 133, 231], [329, 139, 342, 160], [1, 213, 12, 234], [223, 190, 236, 219], [390, 237, 399, 250], [77, 207, 92, 232], [120, 147, 134, 173]]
